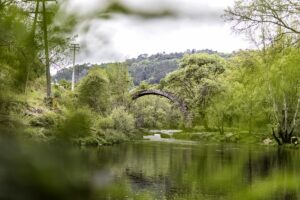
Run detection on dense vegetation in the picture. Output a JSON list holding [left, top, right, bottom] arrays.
[[2, 0, 300, 146], [2, 0, 300, 199]]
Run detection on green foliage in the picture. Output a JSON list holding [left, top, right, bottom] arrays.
[[105, 63, 132, 108], [2, 0, 300, 147], [0, 3, 42, 93], [56, 108, 93, 139], [110, 107, 135, 136], [77, 68, 110, 113], [206, 50, 266, 134], [160, 133, 171, 138], [102, 129, 130, 145], [162, 53, 226, 127], [58, 79, 71, 90], [138, 81, 151, 90], [92, 107, 136, 144], [131, 96, 183, 129], [30, 111, 60, 129]]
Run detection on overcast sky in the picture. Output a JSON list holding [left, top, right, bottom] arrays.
[[61, 0, 251, 64]]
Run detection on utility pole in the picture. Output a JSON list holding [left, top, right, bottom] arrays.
[[70, 43, 80, 91], [25, 0, 56, 99]]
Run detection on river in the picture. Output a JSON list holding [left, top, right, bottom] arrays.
[[91, 140, 300, 200], [1, 138, 299, 199]]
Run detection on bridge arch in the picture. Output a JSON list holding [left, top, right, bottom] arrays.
[[131, 89, 191, 126]]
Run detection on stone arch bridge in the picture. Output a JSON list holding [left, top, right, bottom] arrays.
[[131, 89, 191, 126]]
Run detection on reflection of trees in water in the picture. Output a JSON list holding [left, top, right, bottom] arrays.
[[245, 148, 298, 200], [245, 148, 292, 179], [94, 143, 300, 199], [125, 168, 173, 199]]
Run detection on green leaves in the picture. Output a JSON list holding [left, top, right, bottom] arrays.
[[0, 2, 41, 92], [77, 68, 110, 113]]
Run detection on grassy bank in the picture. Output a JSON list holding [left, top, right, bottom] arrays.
[[143, 126, 276, 145], [0, 83, 142, 146]]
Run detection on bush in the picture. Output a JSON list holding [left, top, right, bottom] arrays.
[[97, 116, 114, 130], [110, 107, 135, 136], [103, 129, 129, 145], [30, 112, 59, 128], [74, 134, 106, 146], [58, 79, 71, 90], [56, 108, 93, 140]]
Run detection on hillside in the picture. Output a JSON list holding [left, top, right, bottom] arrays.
[[53, 49, 230, 85]]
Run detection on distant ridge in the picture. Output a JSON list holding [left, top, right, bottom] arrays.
[[53, 49, 231, 85]]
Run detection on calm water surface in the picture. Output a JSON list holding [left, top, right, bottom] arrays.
[[90, 141, 300, 200]]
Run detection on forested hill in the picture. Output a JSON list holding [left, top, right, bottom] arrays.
[[54, 49, 230, 85]]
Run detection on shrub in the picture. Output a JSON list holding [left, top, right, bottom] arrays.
[[97, 116, 114, 130], [56, 108, 93, 140], [110, 107, 135, 136], [58, 79, 71, 90], [30, 111, 60, 128], [74, 134, 106, 146], [103, 129, 129, 145]]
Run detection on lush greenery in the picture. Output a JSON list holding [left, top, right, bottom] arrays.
[[0, 2, 137, 145], [2, 0, 300, 146], [2, 0, 300, 199]]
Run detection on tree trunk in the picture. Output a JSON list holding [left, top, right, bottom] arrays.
[[42, 0, 52, 99]]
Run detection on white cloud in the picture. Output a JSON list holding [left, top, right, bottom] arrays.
[[61, 0, 251, 64]]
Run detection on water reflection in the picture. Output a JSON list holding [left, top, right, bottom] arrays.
[[94, 142, 300, 200], [0, 139, 299, 200]]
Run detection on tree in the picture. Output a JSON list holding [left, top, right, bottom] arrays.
[[0, 2, 43, 93], [105, 63, 133, 108], [131, 96, 182, 129], [161, 53, 225, 128], [77, 68, 110, 114], [266, 47, 300, 144], [208, 51, 268, 134], [225, 0, 300, 44], [226, 0, 300, 144]]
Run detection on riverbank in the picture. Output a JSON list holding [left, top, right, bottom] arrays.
[[0, 90, 277, 147], [143, 129, 276, 145], [0, 90, 142, 146]]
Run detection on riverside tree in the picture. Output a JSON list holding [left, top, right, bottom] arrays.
[[226, 0, 300, 145], [161, 53, 225, 128]]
